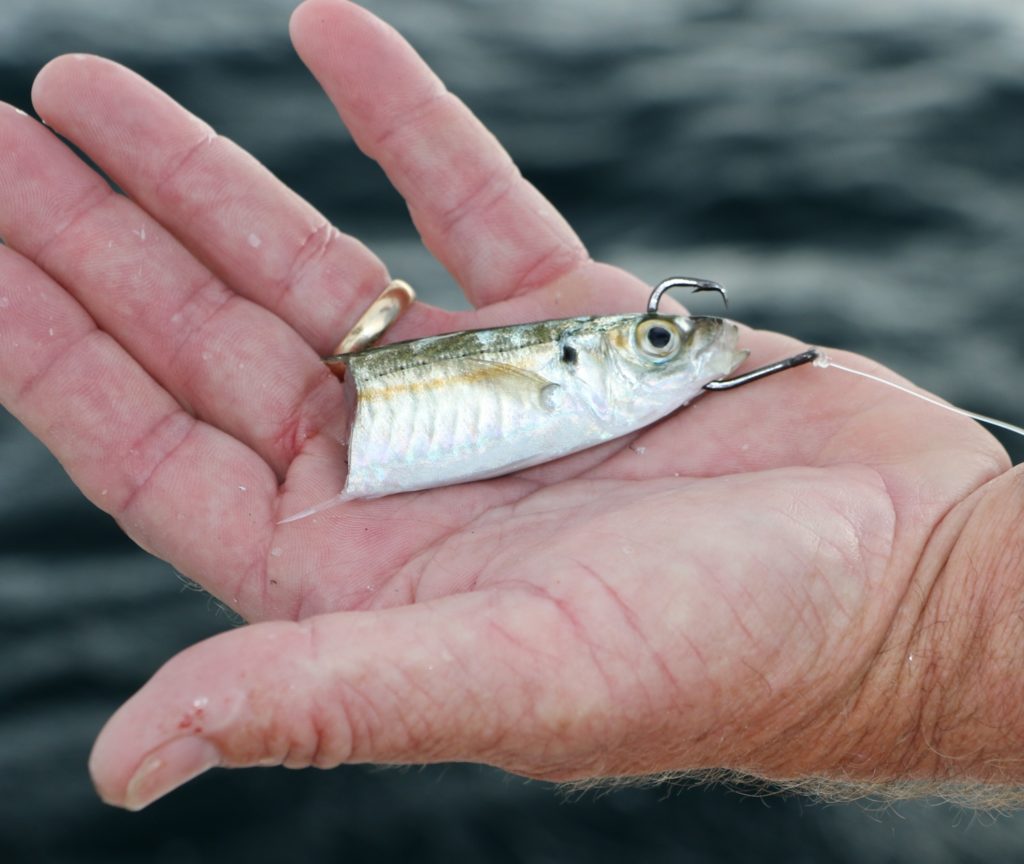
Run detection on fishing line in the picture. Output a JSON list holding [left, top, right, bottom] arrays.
[[812, 350, 1024, 439]]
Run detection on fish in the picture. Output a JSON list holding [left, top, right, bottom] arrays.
[[330, 310, 747, 500], [282, 273, 1023, 525]]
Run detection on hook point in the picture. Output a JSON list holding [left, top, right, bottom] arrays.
[[647, 277, 728, 314]]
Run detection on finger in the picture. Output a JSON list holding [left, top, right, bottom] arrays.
[[289, 0, 590, 308], [0, 243, 275, 609], [89, 588, 656, 810], [30, 54, 399, 355], [0, 102, 341, 476]]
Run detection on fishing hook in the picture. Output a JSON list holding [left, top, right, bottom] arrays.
[[704, 348, 819, 390], [647, 276, 728, 314], [647, 276, 815, 389]]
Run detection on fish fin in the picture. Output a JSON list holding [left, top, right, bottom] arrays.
[[462, 356, 552, 382], [462, 354, 561, 401], [539, 382, 564, 412]]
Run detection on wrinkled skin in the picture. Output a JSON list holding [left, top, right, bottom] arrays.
[[0, 0, 1017, 810]]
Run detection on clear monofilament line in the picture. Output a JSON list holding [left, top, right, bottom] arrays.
[[813, 351, 1024, 439]]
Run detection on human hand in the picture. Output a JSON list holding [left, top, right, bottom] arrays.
[[0, 0, 1017, 810]]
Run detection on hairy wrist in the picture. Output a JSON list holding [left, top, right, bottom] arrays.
[[801, 463, 1024, 802], [904, 463, 1024, 781]]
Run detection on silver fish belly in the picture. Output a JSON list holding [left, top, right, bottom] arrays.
[[339, 313, 746, 498]]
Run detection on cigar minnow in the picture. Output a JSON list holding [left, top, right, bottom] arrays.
[[279, 277, 818, 522]]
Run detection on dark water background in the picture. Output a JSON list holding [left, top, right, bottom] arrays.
[[2, 0, 1024, 861]]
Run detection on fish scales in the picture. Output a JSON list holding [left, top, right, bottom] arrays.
[[345, 330, 586, 497], [338, 314, 745, 499]]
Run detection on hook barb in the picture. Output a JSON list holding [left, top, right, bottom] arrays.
[[647, 276, 728, 315]]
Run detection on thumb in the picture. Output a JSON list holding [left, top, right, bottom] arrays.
[[89, 590, 613, 810]]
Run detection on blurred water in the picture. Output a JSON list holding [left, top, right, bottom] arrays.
[[2, 0, 1024, 861]]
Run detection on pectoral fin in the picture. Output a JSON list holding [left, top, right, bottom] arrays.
[[463, 357, 562, 412]]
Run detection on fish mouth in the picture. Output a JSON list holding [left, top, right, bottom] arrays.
[[688, 314, 737, 350], [687, 315, 747, 375]]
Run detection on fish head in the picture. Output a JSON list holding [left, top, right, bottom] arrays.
[[609, 314, 745, 377], [596, 313, 749, 423]]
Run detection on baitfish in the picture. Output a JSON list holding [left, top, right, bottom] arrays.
[[282, 272, 1024, 523], [318, 277, 757, 503]]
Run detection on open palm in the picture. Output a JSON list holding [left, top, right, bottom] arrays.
[[0, 0, 1011, 809]]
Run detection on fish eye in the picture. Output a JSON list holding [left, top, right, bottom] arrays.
[[647, 326, 671, 348], [635, 319, 682, 361]]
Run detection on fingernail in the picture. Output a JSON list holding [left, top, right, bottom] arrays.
[[123, 737, 221, 811]]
